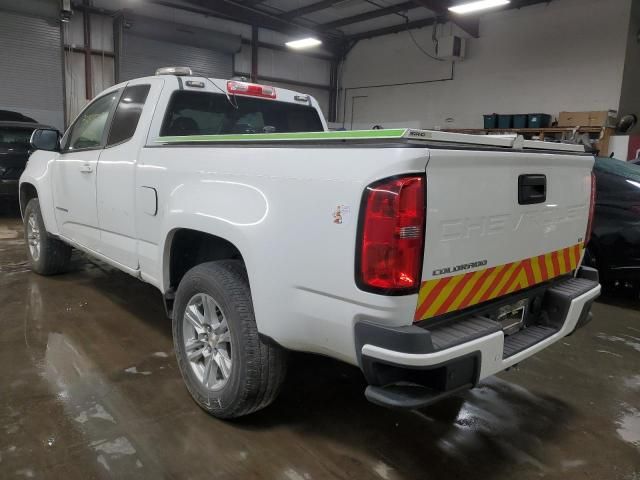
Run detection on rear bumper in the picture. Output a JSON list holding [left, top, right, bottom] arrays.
[[356, 267, 600, 409], [0, 179, 19, 196]]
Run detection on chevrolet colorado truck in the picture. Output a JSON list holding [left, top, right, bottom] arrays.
[[20, 68, 601, 418]]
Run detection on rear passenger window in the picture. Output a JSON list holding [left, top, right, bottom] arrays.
[[107, 84, 151, 146]]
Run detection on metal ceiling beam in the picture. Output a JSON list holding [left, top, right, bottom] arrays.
[[241, 0, 267, 6], [412, 0, 553, 37], [320, 1, 416, 30], [150, 0, 344, 53], [347, 17, 437, 41], [346, 0, 552, 41], [240, 38, 335, 60], [411, 0, 479, 37], [280, 0, 341, 20], [510, 0, 553, 9]]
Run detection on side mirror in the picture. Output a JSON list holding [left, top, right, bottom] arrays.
[[30, 128, 61, 152]]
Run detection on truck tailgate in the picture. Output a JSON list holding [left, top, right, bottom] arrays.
[[415, 149, 594, 321]]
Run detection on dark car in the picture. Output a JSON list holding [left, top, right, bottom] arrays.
[[0, 111, 52, 200], [585, 156, 640, 286]]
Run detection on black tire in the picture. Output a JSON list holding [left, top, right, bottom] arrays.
[[172, 260, 287, 418], [23, 198, 72, 275]]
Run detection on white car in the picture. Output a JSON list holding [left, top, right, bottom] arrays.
[[20, 68, 600, 418]]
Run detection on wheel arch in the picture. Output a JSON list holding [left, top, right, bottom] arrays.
[[19, 183, 39, 218], [162, 228, 248, 315]]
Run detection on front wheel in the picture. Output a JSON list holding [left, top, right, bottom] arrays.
[[172, 260, 287, 418], [23, 198, 71, 275]]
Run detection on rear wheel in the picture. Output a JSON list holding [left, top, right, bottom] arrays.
[[23, 198, 71, 275], [172, 260, 287, 418]]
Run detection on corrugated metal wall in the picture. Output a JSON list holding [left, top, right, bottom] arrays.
[[120, 35, 233, 81], [0, 11, 64, 129]]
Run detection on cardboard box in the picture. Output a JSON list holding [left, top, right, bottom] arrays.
[[558, 110, 618, 127], [558, 111, 591, 127], [588, 110, 617, 127]]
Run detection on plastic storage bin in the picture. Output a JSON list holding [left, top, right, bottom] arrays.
[[513, 114, 528, 129], [483, 114, 498, 129], [497, 114, 513, 129], [527, 113, 551, 128]]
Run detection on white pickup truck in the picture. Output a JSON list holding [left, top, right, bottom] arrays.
[[21, 68, 600, 418]]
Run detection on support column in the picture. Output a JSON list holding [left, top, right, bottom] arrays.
[[251, 25, 259, 83], [328, 59, 339, 123], [83, 0, 92, 99]]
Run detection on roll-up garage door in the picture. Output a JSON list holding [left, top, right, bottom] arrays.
[[119, 16, 239, 81], [0, 11, 64, 129]]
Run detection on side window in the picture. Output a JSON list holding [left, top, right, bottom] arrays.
[[107, 84, 151, 146], [63, 92, 120, 151]]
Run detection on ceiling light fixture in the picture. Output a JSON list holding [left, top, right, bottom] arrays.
[[285, 37, 322, 49], [448, 0, 510, 14]]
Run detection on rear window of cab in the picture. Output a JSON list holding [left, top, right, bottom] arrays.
[[160, 90, 323, 137]]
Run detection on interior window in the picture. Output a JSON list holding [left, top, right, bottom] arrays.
[[160, 90, 323, 136], [107, 84, 151, 146], [64, 92, 119, 151]]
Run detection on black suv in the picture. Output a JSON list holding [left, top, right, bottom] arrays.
[[585, 156, 640, 286], [0, 110, 52, 200]]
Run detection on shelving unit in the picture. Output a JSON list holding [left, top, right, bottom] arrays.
[[443, 127, 614, 154]]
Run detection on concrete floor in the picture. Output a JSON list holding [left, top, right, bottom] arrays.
[[0, 206, 638, 480]]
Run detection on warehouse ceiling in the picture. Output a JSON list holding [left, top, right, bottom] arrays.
[[85, 0, 553, 54], [178, 0, 552, 40]]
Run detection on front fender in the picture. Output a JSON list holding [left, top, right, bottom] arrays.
[[19, 151, 60, 235]]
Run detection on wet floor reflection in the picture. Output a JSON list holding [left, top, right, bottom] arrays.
[[0, 212, 638, 479]]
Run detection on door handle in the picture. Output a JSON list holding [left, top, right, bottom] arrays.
[[80, 163, 93, 174]]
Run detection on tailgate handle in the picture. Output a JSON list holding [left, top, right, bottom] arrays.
[[518, 174, 546, 205]]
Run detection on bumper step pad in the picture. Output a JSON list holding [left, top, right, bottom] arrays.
[[502, 276, 598, 358], [503, 325, 556, 358], [430, 316, 500, 351]]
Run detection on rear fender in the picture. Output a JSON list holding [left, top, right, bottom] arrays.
[[159, 178, 267, 299]]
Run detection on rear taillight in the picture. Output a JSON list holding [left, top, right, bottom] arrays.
[[357, 175, 426, 293], [585, 172, 596, 244], [227, 80, 276, 99]]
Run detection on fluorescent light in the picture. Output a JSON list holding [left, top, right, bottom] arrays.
[[449, 0, 510, 14], [285, 37, 322, 49]]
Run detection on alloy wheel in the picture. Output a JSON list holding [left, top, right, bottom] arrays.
[[26, 212, 41, 262], [182, 293, 233, 390]]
